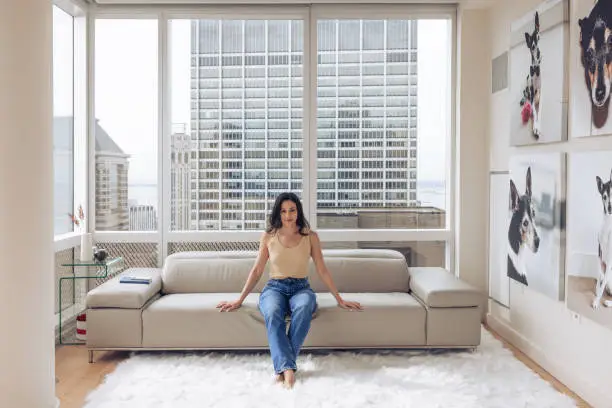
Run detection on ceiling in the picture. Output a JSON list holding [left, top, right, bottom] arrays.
[[90, 0, 501, 9]]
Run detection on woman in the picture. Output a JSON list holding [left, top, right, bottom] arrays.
[[216, 192, 363, 388]]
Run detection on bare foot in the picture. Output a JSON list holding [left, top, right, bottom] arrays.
[[275, 373, 284, 383], [283, 369, 295, 389]]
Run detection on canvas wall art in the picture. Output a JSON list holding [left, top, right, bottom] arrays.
[[507, 153, 565, 300], [509, 0, 569, 145], [571, 0, 612, 138], [489, 172, 510, 308], [567, 151, 612, 329]]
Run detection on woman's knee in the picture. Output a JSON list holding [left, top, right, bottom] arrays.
[[262, 305, 285, 321], [293, 291, 317, 314], [259, 295, 287, 321]]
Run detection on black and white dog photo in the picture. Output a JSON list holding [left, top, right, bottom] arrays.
[[521, 11, 542, 140], [594, 169, 612, 308], [508, 167, 540, 286], [578, 0, 612, 128], [511, 0, 568, 145]]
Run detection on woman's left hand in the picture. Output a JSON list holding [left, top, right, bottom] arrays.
[[337, 299, 364, 311]]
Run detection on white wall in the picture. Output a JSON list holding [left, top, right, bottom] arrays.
[[455, 6, 489, 309], [485, 1, 612, 407]]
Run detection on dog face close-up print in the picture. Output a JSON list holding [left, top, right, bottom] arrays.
[[572, 0, 612, 138], [567, 152, 612, 331], [507, 153, 565, 301], [509, 0, 569, 146]]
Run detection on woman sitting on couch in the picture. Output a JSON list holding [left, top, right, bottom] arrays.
[[216, 192, 363, 389]]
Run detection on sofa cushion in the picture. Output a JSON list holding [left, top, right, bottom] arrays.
[[142, 291, 426, 349], [308, 249, 410, 293], [142, 293, 269, 348], [161, 251, 268, 294], [86, 268, 162, 309], [161, 249, 410, 295], [304, 292, 426, 347], [409, 267, 482, 308]]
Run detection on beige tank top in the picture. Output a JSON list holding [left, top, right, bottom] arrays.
[[267, 231, 311, 279]]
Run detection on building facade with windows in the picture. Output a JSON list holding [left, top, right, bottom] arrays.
[[180, 19, 419, 231]]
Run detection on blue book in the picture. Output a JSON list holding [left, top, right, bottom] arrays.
[[120, 276, 152, 285]]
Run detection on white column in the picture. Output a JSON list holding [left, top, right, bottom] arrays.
[[455, 6, 489, 317], [0, 1, 57, 407]]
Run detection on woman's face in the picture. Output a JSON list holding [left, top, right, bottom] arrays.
[[280, 200, 298, 227]]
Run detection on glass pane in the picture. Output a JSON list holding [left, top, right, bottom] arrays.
[[170, 19, 304, 231], [321, 241, 446, 267], [316, 19, 450, 229], [94, 19, 158, 231], [53, 6, 74, 235]]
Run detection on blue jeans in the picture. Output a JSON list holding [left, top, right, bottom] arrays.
[[258, 277, 317, 374]]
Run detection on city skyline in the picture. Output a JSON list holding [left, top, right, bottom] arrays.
[[91, 18, 449, 186], [53, 17, 452, 232]]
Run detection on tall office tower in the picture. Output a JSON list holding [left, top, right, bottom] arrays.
[[170, 125, 192, 230], [182, 19, 417, 230], [129, 204, 158, 231], [95, 120, 130, 231]]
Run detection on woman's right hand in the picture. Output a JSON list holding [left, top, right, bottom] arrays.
[[216, 299, 242, 312]]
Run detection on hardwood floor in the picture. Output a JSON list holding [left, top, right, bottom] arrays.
[[55, 327, 591, 408], [55, 346, 129, 408]]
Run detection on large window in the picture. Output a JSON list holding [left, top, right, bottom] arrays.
[[53, 6, 74, 236], [316, 18, 450, 230], [169, 19, 304, 231], [89, 6, 454, 269], [94, 19, 158, 231]]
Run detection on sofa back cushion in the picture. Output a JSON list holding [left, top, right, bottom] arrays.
[[307, 249, 410, 293], [161, 249, 409, 294], [161, 251, 266, 294]]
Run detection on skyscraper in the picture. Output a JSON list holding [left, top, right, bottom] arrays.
[[129, 204, 158, 231], [178, 19, 418, 230], [170, 125, 192, 230], [95, 120, 130, 231]]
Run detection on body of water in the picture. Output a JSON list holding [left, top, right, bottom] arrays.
[[127, 184, 446, 211], [129, 185, 158, 208]]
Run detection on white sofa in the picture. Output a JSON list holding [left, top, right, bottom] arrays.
[[85, 249, 484, 362]]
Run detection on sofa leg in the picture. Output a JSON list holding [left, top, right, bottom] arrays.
[[88, 350, 94, 364]]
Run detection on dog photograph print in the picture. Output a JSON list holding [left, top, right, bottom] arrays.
[[507, 153, 565, 301], [572, 0, 612, 138], [489, 173, 511, 308], [509, 0, 569, 146], [567, 151, 612, 330]]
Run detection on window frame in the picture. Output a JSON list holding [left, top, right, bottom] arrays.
[[53, 0, 89, 252], [88, 3, 457, 272]]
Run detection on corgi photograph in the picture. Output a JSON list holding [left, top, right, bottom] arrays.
[[567, 152, 612, 330], [509, 0, 568, 146], [572, 0, 612, 137], [507, 153, 565, 301]]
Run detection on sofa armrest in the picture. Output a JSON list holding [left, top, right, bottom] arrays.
[[409, 267, 483, 308], [86, 268, 162, 309]]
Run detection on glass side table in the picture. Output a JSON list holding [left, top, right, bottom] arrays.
[[58, 257, 124, 345]]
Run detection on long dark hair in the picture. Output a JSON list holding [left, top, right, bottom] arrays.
[[266, 192, 310, 236]]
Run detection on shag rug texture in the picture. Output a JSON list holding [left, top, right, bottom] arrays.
[[84, 329, 577, 408]]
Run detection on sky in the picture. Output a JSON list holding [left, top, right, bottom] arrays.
[[53, 6, 73, 117], [66, 17, 450, 186], [53, 6, 75, 235]]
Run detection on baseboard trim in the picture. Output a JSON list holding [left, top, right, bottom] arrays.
[[486, 313, 607, 408]]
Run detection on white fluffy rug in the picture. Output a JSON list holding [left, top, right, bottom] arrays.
[[84, 330, 577, 408]]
